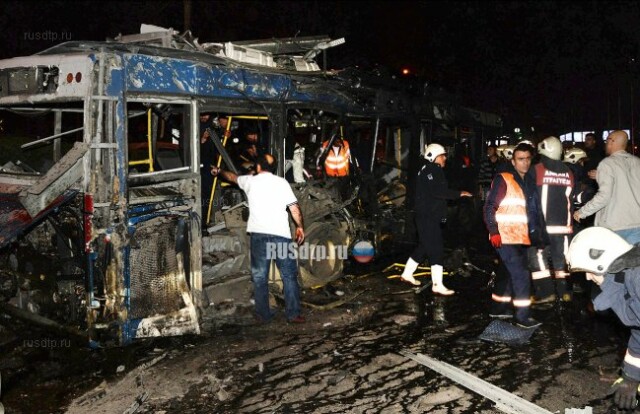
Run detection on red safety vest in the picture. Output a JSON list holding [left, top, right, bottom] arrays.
[[495, 173, 531, 245], [322, 140, 350, 177]]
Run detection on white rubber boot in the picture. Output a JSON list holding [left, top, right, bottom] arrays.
[[431, 264, 454, 295], [400, 257, 421, 286]]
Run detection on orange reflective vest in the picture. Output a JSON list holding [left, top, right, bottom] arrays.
[[322, 140, 350, 177], [495, 173, 531, 245]]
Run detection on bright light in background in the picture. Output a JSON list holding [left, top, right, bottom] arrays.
[[559, 130, 632, 143], [560, 131, 595, 142], [401, 68, 410, 75], [603, 130, 631, 140]]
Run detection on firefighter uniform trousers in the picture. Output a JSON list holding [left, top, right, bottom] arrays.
[[492, 244, 532, 320], [410, 217, 444, 267], [528, 235, 570, 301], [593, 268, 640, 381]]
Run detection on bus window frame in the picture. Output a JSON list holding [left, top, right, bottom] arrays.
[[125, 97, 196, 180]]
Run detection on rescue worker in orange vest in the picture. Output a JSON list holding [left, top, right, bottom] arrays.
[[484, 143, 547, 328], [316, 135, 353, 200], [528, 136, 575, 306]]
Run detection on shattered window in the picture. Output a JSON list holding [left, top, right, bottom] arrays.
[[286, 109, 339, 172], [127, 102, 190, 173], [0, 102, 84, 175]]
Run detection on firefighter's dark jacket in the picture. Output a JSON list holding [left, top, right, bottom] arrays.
[[414, 161, 459, 222], [484, 165, 548, 246], [531, 156, 575, 233], [594, 249, 640, 380]]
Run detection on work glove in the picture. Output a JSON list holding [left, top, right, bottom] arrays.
[[490, 234, 502, 248], [608, 373, 640, 410]]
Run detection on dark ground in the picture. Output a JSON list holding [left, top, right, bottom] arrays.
[[0, 242, 629, 414]]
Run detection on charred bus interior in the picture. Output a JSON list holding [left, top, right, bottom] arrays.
[[0, 27, 502, 346], [0, 102, 87, 330]]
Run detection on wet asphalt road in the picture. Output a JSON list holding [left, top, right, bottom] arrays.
[[147, 254, 626, 413], [0, 250, 630, 413]]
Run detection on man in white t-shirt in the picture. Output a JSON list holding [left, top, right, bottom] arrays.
[[211, 154, 306, 323]]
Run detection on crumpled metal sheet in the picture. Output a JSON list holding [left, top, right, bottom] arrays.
[[202, 233, 244, 254], [202, 254, 249, 284], [478, 320, 539, 345]]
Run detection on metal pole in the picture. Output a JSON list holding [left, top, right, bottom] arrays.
[[400, 350, 554, 414], [207, 116, 233, 225], [632, 78, 635, 154], [53, 111, 62, 162], [395, 128, 401, 169], [21, 126, 84, 149], [184, 0, 192, 31], [370, 118, 380, 173]]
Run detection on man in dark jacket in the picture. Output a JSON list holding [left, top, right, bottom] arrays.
[[400, 143, 472, 294], [583, 132, 604, 195], [484, 143, 546, 328]]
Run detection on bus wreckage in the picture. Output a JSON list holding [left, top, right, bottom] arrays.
[[0, 25, 501, 345]]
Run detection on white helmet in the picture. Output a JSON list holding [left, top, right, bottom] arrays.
[[538, 136, 563, 160], [424, 143, 446, 162], [567, 227, 633, 275], [497, 144, 516, 160], [564, 147, 587, 164]]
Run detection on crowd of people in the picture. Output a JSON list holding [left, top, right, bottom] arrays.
[[401, 131, 640, 409], [204, 117, 640, 410], [402, 131, 640, 335]]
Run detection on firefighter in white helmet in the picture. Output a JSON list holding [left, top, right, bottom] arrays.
[[497, 144, 516, 161], [564, 147, 587, 165], [528, 136, 575, 306], [496, 144, 516, 174], [399, 143, 473, 294], [567, 227, 640, 410]]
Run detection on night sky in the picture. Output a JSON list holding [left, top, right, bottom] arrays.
[[2, 0, 640, 135]]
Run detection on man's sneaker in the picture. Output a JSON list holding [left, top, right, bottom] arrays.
[[515, 317, 542, 329], [287, 315, 305, 324], [489, 312, 513, 319]]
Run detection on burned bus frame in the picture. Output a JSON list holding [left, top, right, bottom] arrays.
[[0, 33, 501, 345]]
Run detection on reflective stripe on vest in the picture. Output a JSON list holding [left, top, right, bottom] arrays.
[[323, 141, 350, 177], [532, 270, 551, 280], [495, 173, 531, 245], [625, 350, 640, 369]]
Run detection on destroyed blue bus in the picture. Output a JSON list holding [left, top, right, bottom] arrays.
[[0, 28, 501, 345]]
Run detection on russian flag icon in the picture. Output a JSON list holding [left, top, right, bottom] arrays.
[[352, 240, 375, 264]]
